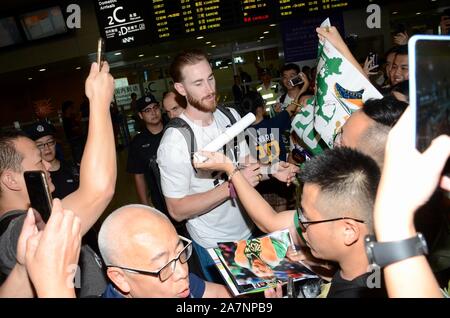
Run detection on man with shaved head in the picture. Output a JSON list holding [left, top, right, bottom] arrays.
[[334, 96, 408, 167], [98, 204, 231, 298]]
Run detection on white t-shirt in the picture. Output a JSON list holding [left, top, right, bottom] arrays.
[[276, 93, 294, 110], [157, 108, 253, 248]]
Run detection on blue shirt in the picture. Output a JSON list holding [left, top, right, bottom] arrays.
[[249, 110, 291, 164], [102, 273, 206, 298]]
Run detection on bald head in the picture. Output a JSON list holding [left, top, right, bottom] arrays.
[[98, 205, 177, 266], [163, 91, 186, 119]]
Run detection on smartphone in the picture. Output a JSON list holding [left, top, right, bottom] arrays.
[[289, 75, 304, 87], [24, 171, 52, 223], [368, 52, 379, 72], [409, 35, 450, 174], [97, 37, 105, 71]]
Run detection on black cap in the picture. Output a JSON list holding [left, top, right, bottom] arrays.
[[261, 68, 270, 75], [136, 94, 158, 112], [26, 121, 56, 141]]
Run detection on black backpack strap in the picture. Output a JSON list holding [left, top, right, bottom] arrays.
[[216, 106, 239, 162], [164, 117, 197, 171], [0, 211, 24, 236], [217, 105, 237, 125], [280, 93, 287, 105]]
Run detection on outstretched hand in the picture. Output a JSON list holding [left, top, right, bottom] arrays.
[[393, 32, 409, 46], [25, 199, 82, 298], [193, 151, 234, 174], [271, 161, 299, 186], [374, 107, 450, 240], [363, 55, 379, 76], [316, 26, 347, 54], [85, 62, 114, 110]]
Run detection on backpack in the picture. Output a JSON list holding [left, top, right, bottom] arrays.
[[0, 211, 107, 297], [280, 93, 287, 105], [149, 105, 239, 212]]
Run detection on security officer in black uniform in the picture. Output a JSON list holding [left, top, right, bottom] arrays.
[[27, 120, 100, 253], [126, 94, 167, 213], [26, 121, 79, 199]]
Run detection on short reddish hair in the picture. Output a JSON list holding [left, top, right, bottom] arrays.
[[169, 49, 209, 83]]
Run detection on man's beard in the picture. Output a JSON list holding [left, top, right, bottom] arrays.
[[187, 92, 217, 112]]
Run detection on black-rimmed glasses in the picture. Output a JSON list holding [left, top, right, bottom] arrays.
[[106, 236, 192, 282], [297, 207, 365, 232], [36, 140, 56, 150]]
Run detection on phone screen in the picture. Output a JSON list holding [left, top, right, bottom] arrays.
[[414, 38, 450, 153], [24, 171, 52, 223], [289, 75, 303, 87]]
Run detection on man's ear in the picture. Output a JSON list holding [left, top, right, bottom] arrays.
[[107, 268, 131, 295], [138, 112, 143, 120], [1, 170, 22, 192], [342, 220, 360, 246], [174, 82, 186, 97]]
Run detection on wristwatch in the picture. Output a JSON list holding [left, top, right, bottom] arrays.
[[364, 233, 428, 268]]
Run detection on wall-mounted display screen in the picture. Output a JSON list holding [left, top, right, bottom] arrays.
[[0, 17, 23, 48], [20, 6, 67, 41], [94, 0, 355, 50]]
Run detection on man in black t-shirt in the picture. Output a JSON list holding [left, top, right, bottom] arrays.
[[62, 100, 85, 164], [26, 121, 79, 199], [127, 94, 166, 213]]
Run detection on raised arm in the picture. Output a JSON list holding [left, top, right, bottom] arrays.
[[194, 151, 299, 243], [374, 108, 450, 298], [62, 62, 116, 236], [316, 26, 367, 78], [165, 182, 230, 222]]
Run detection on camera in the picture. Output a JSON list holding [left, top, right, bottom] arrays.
[[289, 75, 304, 87]]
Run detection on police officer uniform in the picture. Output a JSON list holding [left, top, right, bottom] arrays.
[[126, 95, 166, 212], [26, 121, 80, 199]]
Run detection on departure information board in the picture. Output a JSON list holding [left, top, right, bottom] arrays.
[[94, 0, 355, 50], [240, 0, 274, 24], [150, 0, 236, 40], [277, 0, 350, 18]]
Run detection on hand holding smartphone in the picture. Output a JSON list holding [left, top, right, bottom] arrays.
[[24, 171, 52, 223], [409, 35, 450, 175], [289, 75, 304, 87]]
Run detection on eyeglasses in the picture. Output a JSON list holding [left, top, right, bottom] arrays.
[[140, 104, 160, 113], [106, 236, 192, 282], [36, 140, 56, 150], [297, 207, 365, 232]]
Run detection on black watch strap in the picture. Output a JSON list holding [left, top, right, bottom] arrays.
[[366, 233, 428, 268]]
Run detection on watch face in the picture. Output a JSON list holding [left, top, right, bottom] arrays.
[[364, 235, 376, 264], [417, 233, 429, 255]]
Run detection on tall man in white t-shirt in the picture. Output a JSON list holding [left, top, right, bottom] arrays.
[[157, 50, 297, 282]]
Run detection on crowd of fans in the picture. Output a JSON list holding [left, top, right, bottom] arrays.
[[0, 23, 449, 299]]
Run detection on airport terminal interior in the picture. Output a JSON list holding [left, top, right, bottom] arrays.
[[0, 0, 449, 299]]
